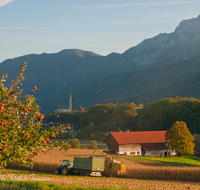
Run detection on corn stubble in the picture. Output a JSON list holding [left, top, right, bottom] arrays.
[[7, 148, 200, 190]]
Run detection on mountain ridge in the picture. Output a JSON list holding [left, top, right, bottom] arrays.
[[1, 15, 200, 113]]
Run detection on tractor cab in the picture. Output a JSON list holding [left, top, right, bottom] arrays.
[[63, 160, 73, 168], [54, 159, 74, 175]]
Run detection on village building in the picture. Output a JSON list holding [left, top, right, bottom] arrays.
[[104, 131, 168, 157], [57, 92, 72, 112]]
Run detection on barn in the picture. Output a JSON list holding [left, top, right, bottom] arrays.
[[103, 131, 168, 157]]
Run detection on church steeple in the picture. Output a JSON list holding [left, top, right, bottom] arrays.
[[69, 92, 72, 112]]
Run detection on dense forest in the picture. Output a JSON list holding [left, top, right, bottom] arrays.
[[80, 103, 139, 132], [135, 97, 200, 134]]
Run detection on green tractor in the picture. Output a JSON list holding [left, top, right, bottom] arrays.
[[54, 160, 74, 175]]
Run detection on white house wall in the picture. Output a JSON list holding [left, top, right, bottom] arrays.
[[118, 144, 141, 155]]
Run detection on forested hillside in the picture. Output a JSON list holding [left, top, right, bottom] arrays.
[[135, 97, 200, 134]]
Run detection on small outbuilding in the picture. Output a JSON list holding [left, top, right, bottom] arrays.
[[103, 131, 168, 157]]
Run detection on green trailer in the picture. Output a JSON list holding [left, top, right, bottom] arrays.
[[72, 157, 105, 176]]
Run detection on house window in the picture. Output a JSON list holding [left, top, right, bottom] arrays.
[[130, 152, 135, 155], [123, 152, 127, 155], [137, 151, 140, 155]]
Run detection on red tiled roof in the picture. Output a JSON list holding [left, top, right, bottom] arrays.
[[141, 143, 168, 151], [104, 131, 166, 144]]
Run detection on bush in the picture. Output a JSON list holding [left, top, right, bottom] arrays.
[[91, 140, 98, 150], [69, 138, 81, 149]]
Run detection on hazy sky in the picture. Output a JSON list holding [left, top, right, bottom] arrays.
[[0, 0, 200, 63]]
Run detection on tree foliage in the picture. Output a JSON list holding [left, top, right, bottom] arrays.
[[68, 138, 81, 149], [165, 121, 195, 156], [80, 103, 137, 132], [83, 127, 91, 139], [91, 140, 98, 150], [135, 97, 200, 133], [76, 106, 85, 112], [0, 62, 69, 169]]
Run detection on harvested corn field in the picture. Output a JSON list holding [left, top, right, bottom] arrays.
[[7, 148, 200, 183]]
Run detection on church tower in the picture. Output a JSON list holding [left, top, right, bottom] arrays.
[[69, 92, 72, 112]]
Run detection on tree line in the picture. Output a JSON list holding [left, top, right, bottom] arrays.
[[44, 97, 200, 136], [135, 97, 200, 134], [80, 103, 140, 132]]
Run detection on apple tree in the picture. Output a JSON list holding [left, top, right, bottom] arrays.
[[165, 121, 195, 156], [0, 62, 69, 169]]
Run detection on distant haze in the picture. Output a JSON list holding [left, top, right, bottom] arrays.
[[1, 0, 200, 63]]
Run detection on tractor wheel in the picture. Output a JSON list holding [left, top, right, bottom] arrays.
[[54, 168, 60, 175], [79, 171, 85, 176], [109, 172, 117, 178], [61, 166, 69, 175]]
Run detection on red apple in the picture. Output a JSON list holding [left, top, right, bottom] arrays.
[[37, 114, 44, 121], [55, 131, 59, 135], [46, 138, 49, 142], [0, 106, 4, 110], [23, 116, 26, 120], [26, 135, 30, 139], [36, 152, 39, 156], [0, 147, 2, 149], [23, 108, 28, 112], [5, 147, 7, 151], [42, 139, 46, 144], [19, 129, 21, 132]]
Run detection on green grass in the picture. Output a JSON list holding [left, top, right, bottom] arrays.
[[0, 169, 135, 190], [0, 180, 128, 190], [70, 133, 77, 138], [135, 155, 200, 167]]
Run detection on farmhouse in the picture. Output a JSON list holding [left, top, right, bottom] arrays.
[[104, 131, 168, 157]]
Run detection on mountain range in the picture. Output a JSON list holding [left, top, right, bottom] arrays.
[[1, 15, 200, 114]]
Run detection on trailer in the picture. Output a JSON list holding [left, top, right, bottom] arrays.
[[72, 157, 105, 176]]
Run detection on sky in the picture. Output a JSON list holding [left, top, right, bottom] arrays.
[[0, 0, 200, 63]]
